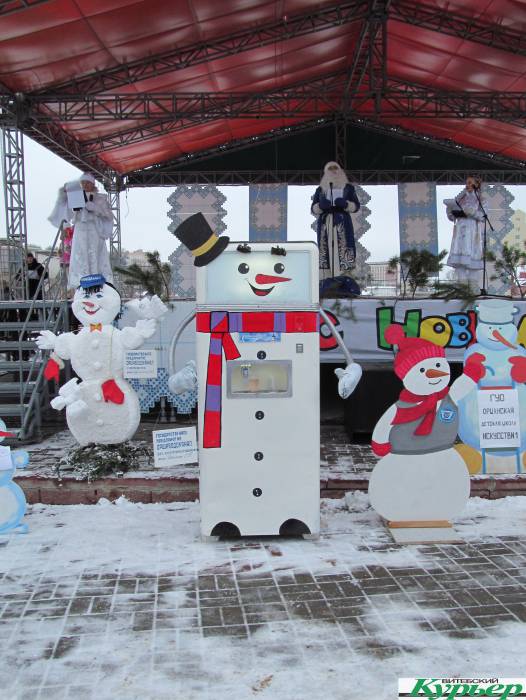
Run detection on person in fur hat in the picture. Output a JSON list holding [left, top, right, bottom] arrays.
[[311, 161, 360, 281], [48, 172, 113, 289]]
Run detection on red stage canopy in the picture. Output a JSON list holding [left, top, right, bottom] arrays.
[[0, 0, 525, 175]]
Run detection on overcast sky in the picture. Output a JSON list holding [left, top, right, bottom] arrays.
[[1, 136, 525, 268]]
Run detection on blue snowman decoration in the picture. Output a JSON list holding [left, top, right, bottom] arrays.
[[0, 419, 29, 535], [458, 299, 526, 471]]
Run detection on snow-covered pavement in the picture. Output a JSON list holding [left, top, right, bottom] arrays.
[[1, 494, 526, 699]]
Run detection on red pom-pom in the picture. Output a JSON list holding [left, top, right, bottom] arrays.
[[384, 324, 406, 346]]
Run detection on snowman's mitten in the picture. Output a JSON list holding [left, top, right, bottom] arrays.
[[334, 362, 362, 399], [464, 352, 486, 383], [101, 379, 125, 404], [509, 356, 526, 383], [139, 295, 167, 320], [36, 330, 57, 350], [135, 318, 157, 339], [372, 441, 391, 457], [51, 378, 81, 410], [68, 399, 89, 419], [168, 361, 197, 395], [44, 352, 65, 382], [51, 395, 67, 411]]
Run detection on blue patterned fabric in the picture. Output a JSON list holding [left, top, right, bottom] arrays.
[[398, 183, 439, 255], [249, 185, 287, 241], [130, 367, 197, 414]]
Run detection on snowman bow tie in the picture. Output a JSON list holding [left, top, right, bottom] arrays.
[[89, 323, 102, 332]]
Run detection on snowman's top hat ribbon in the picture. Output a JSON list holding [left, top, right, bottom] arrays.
[[173, 212, 229, 267]]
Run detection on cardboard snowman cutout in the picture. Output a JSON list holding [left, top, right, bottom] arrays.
[[369, 324, 483, 543], [458, 299, 526, 474], [37, 274, 166, 446], [169, 213, 361, 538]]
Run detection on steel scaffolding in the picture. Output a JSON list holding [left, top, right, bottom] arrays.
[[1, 126, 27, 298]]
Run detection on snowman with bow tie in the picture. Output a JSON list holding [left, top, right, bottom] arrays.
[[37, 274, 166, 446]]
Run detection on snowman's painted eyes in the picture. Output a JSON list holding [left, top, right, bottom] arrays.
[[420, 367, 425, 373], [274, 263, 285, 274], [96, 293, 103, 298], [436, 362, 441, 368], [238, 263, 249, 274]]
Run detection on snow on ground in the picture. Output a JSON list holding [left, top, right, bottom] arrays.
[[1, 495, 526, 699]]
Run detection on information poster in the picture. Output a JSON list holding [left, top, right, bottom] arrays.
[[477, 387, 521, 448], [152, 427, 198, 467], [124, 349, 158, 379]]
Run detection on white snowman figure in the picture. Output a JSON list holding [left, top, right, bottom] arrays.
[[37, 274, 166, 446], [0, 419, 29, 535], [369, 324, 484, 531]]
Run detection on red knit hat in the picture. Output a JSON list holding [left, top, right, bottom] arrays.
[[385, 324, 446, 379]]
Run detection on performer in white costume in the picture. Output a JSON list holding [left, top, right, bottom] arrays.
[[48, 172, 113, 289], [444, 175, 485, 291]]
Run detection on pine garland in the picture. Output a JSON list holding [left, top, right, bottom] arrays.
[[57, 442, 151, 481]]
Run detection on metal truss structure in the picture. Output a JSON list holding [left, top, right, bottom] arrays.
[[18, 85, 526, 125], [0, 0, 50, 16], [126, 169, 526, 188], [1, 127, 27, 297]]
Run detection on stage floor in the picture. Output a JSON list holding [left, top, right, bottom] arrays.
[[14, 422, 526, 504]]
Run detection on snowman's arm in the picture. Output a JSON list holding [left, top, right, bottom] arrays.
[[120, 327, 146, 349], [371, 404, 397, 456], [120, 319, 157, 350], [450, 352, 487, 402], [52, 332, 74, 360], [449, 374, 477, 403]]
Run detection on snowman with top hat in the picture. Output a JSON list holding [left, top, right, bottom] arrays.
[[369, 324, 484, 530], [37, 274, 166, 446], [0, 418, 29, 534], [457, 299, 526, 473]]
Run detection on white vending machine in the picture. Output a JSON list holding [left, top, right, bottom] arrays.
[[195, 241, 320, 538]]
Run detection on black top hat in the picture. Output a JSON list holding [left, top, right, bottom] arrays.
[[173, 212, 229, 267]]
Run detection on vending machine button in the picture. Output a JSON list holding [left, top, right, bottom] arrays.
[[254, 452, 263, 461], [253, 488, 262, 497], [255, 411, 264, 420], [257, 351, 266, 360], [296, 343, 304, 353]]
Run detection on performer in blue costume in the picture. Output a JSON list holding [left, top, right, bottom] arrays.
[[311, 162, 361, 287]]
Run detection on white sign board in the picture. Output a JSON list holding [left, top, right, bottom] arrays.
[[124, 349, 158, 379], [153, 427, 198, 467], [65, 180, 85, 210], [477, 387, 521, 448]]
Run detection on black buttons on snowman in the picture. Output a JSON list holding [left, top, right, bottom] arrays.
[[254, 452, 263, 461], [257, 351, 266, 360], [253, 488, 262, 497], [255, 411, 264, 420]]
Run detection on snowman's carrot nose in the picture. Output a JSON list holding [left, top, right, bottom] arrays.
[[425, 368, 449, 378], [492, 329, 516, 349], [254, 274, 291, 285], [83, 301, 96, 308]]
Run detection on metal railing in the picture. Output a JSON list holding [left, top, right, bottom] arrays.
[[17, 224, 68, 439]]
